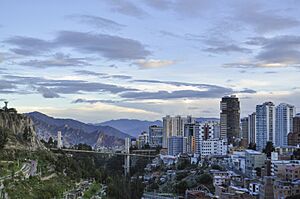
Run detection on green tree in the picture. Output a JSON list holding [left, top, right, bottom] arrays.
[[263, 141, 275, 157], [248, 142, 256, 150], [175, 180, 188, 195], [196, 173, 213, 184]]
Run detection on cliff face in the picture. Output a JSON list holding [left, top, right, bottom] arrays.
[[0, 111, 45, 150]]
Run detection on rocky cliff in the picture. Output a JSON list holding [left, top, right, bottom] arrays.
[[0, 111, 45, 150]]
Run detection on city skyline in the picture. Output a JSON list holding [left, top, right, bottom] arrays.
[[1, 0, 300, 122]]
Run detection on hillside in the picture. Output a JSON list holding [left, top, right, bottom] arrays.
[[27, 112, 131, 147], [98, 119, 162, 137], [0, 110, 44, 150]]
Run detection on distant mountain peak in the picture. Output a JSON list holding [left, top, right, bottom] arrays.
[[26, 112, 132, 147]]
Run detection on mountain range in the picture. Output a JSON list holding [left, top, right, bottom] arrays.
[[27, 112, 132, 148], [96, 117, 219, 137], [26, 112, 219, 147], [96, 119, 162, 138]]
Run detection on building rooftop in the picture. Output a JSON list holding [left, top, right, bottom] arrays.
[[245, 149, 263, 155]]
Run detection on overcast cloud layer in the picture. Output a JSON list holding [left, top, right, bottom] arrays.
[[0, 0, 300, 122]]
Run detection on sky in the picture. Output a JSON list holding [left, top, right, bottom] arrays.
[[1, 0, 300, 122]]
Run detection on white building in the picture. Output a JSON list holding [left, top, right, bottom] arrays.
[[138, 132, 149, 149], [199, 122, 218, 140], [256, 102, 276, 151], [199, 138, 227, 157], [275, 103, 295, 147], [229, 151, 246, 173], [249, 182, 260, 196]]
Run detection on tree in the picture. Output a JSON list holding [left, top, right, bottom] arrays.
[[248, 142, 256, 150], [0, 127, 9, 149], [196, 173, 213, 185], [263, 141, 275, 157], [175, 180, 188, 195]]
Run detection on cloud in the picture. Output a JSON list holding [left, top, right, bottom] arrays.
[[144, 0, 214, 17], [74, 70, 107, 77], [104, 0, 147, 17], [74, 70, 132, 79], [120, 89, 232, 100], [67, 14, 125, 30], [0, 80, 18, 93], [239, 88, 257, 94], [72, 98, 120, 104], [5, 31, 150, 60], [134, 59, 175, 68], [204, 44, 252, 54], [5, 36, 53, 56], [18, 53, 91, 68], [226, 35, 300, 69], [1, 75, 138, 98], [234, 2, 300, 33], [143, 0, 171, 10], [36, 86, 60, 98], [120, 80, 234, 100]]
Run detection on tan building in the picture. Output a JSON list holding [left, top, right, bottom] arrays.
[[273, 180, 300, 199], [286, 163, 300, 181]]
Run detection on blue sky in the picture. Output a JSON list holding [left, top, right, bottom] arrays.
[[1, 0, 300, 122]]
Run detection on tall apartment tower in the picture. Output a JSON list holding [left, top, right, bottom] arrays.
[[162, 115, 192, 148], [275, 103, 295, 147], [288, 113, 300, 146], [163, 115, 172, 148], [241, 117, 249, 146], [220, 95, 240, 145], [184, 122, 199, 154], [256, 102, 276, 151], [149, 125, 163, 147], [248, 112, 256, 144]]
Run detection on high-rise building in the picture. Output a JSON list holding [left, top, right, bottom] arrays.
[[163, 115, 172, 148], [167, 136, 187, 156], [184, 122, 199, 154], [256, 102, 276, 151], [248, 112, 256, 145], [138, 132, 149, 149], [241, 117, 249, 145], [199, 122, 216, 141], [162, 115, 193, 148], [149, 125, 163, 147], [213, 122, 221, 139], [288, 113, 300, 146], [220, 95, 240, 144], [275, 103, 295, 147]]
